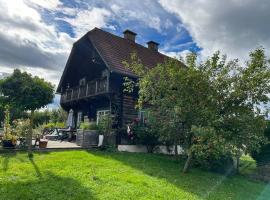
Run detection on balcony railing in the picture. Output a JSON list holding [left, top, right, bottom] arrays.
[[60, 78, 108, 103]]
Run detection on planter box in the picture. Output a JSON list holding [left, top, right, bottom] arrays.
[[103, 133, 116, 146], [39, 140, 48, 148], [2, 140, 16, 149], [76, 130, 98, 147]]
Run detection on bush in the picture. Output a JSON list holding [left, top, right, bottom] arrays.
[[79, 121, 98, 130], [251, 144, 270, 166], [251, 121, 270, 166], [133, 125, 159, 153], [97, 115, 113, 136], [43, 122, 65, 129], [128, 117, 159, 153], [13, 119, 31, 138], [193, 143, 235, 174]]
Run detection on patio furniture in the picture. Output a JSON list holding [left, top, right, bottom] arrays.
[[44, 129, 61, 140]]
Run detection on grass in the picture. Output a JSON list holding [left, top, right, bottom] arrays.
[[0, 150, 269, 200]]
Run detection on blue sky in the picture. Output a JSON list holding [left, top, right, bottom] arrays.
[[0, 0, 269, 109]]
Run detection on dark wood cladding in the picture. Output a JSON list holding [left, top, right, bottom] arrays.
[[61, 77, 108, 103], [122, 95, 138, 124]]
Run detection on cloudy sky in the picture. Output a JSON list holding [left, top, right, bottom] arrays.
[[0, 0, 269, 108]]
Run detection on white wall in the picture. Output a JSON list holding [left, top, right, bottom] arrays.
[[118, 145, 184, 155]]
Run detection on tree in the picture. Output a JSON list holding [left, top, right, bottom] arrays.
[[0, 69, 54, 155], [124, 48, 270, 173]]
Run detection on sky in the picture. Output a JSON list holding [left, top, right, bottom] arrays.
[[0, 0, 270, 109]]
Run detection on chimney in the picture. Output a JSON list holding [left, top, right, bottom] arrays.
[[123, 29, 137, 42], [147, 41, 159, 52]]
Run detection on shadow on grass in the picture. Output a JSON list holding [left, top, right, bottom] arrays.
[[89, 150, 269, 200], [29, 156, 42, 178], [0, 172, 96, 200], [0, 152, 17, 172]]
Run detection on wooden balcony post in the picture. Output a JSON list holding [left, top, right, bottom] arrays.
[[95, 81, 98, 94], [106, 74, 109, 92], [71, 89, 73, 100], [86, 83, 89, 96]]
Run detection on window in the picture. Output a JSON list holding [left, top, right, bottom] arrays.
[[79, 78, 86, 86], [96, 110, 110, 125], [77, 112, 82, 127], [138, 110, 147, 125]]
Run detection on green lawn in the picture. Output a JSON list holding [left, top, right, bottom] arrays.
[[0, 150, 269, 200]]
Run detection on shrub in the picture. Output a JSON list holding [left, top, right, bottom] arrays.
[[13, 119, 31, 138], [2, 107, 17, 145], [251, 121, 270, 166], [43, 122, 65, 129], [251, 143, 270, 166], [79, 121, 98, 130], [43, 122, 56, 129], [194, 151, 235, 174], [97, 115, 113, 136], [128, 117, 159, 153]]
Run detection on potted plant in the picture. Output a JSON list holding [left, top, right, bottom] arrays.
[[2, 107, 17, 149], [77, 120, 99, 147]]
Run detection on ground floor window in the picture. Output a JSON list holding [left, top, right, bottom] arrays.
[[138, 110, 148, 125], [96, 109, 110, 125]]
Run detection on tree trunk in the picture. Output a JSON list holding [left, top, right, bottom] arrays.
[[235, 151, 241, 174], [183, 149, 192, 173], [174, 145, 178, 157], [28, 110, 34, 157]]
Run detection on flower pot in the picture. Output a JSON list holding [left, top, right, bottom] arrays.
[[2, 140, 16, 149], [98, 135, 104, 147], [39, 140, 48, 148]]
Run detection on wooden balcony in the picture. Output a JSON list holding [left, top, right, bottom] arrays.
[[60, 78, 108, 103]]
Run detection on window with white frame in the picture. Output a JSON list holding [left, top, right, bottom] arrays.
[[138, 110, 147, 125], [96, 110, 110, 125]]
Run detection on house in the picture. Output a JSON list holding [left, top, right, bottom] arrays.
[[57, 28, 182, 128]]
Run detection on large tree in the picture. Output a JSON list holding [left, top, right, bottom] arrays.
[[0, 69, 54, 155], [124, 48, 270, 173]]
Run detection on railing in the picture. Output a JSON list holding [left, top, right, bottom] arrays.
[[60, 78, 108, 103]]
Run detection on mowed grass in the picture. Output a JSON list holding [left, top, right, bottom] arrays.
[[0, 150, 269, 200]]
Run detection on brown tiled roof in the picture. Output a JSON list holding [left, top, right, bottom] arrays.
[[88, 28, 182, 77]]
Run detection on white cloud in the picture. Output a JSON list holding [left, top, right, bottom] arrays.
[[162, 49, 191, 60], [62, 7, 112, 38], [26, 0, 62, 11], [159, 0, 270, 61], [0, 0, 74, 84]]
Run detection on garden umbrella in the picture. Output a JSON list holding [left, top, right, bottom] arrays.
[[66, 109, 75, 129]]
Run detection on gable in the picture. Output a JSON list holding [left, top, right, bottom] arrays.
[[56, 34, 107, 93]]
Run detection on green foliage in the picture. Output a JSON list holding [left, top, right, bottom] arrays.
[[13, 119, 31, 138], [251, 121, 270, 166], [251, 144, 270, 166], [2, 107, 17, 144], [128, 112, 159, 152], [123, 48, 270, 172], [32, 110, 50, 127], [0, 69, 54, 111], [50, 108, 67, 123], [79, 121, 98, 130], [43, 122, 65, 129], [98, 115, 113, 135], [0, 69, 54, 154]]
